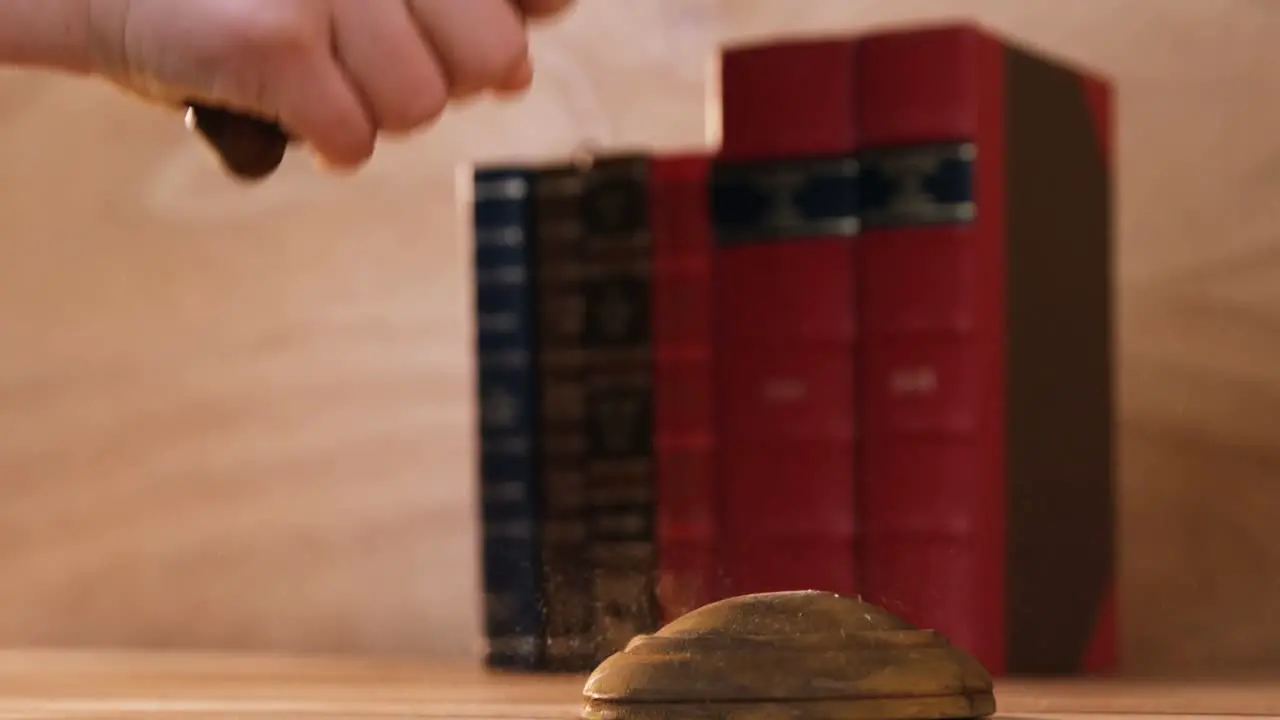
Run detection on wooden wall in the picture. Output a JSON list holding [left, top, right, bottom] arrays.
[[0, 0, 1275, 677]]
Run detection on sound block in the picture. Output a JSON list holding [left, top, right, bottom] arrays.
[[581, 590, 995, 720]]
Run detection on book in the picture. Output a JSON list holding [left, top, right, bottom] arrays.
[[852, 22, 1116, 675], [648, 153, 721, 622], [580, 155, 662, 660], [532, 163, 597, 671], [709, 38, 863, 598], [472, 151, 712, 667], [472, 166, 545, 670]]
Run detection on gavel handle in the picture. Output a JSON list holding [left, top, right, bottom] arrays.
[[185, 103, 292, 181]]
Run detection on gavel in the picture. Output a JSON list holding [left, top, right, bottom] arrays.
[[184, 102, 292, 182]]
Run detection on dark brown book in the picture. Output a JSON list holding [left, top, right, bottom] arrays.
[[580, 155, 660, 662], [533, 164, 596, 671]]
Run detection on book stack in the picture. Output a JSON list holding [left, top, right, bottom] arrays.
[[470, 21, 1116, 676]]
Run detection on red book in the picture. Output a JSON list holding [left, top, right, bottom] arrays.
[[854, 22, 1116, 675], [648, 152, 721, 622], [709, 39, 863, 597]]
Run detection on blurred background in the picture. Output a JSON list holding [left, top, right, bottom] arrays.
[[0, 0, 1273, 679]]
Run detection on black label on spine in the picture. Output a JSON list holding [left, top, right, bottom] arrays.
[[858, 141, 977, 227]]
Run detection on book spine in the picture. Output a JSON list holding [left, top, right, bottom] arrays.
[[854, 133, 998, 666], [648, 153, 720, 622], [710, 38, 864, 599], [856, 22, 1116, 675], [533, 166, 596, 672], [581, 156, 660, 660], [720, 37, 864, 160], [472, 167, 545, 670], [854, 23, 1007, 674]]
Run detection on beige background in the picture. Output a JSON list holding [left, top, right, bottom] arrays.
[[0, 0, 1274, 677]]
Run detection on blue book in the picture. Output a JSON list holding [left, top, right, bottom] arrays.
[[472, 166, 545, 670]]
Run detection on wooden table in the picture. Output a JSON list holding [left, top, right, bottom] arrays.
[[0, 650, 1277, 719]]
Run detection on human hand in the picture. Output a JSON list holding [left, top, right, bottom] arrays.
[[85, 0, 576, 170]]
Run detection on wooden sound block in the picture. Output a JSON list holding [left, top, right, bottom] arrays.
[[581, 590, 995, 720]]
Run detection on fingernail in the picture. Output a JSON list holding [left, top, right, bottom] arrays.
[[497, 56, 534, 93], [312, 149, 363, 175]]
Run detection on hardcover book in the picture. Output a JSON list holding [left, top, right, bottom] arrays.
[[472, 166, 545, 670]]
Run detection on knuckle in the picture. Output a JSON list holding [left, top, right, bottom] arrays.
[[458, 34, 528, 90], [220, 6, 315, 60]]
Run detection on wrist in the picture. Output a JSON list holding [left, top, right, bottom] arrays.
[[0, 0, 93, 73]]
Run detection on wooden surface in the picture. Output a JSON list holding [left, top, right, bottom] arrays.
[[0, 0, 1278, 677], [0, 651, 1279, 719]]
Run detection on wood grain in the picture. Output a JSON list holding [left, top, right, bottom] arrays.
[[0, 651, 1277, 720], [0, 0, 1276, 677]]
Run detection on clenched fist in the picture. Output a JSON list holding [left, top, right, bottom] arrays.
[[80, 0, 575, 168]]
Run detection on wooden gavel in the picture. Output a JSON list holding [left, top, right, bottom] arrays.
[[184, 103, 292, 182]]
